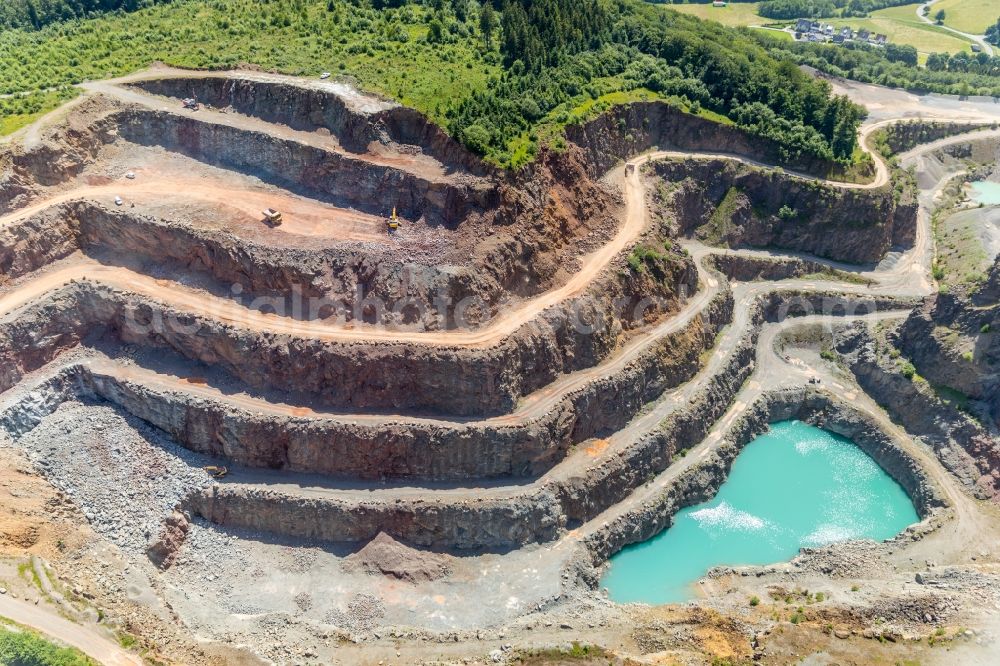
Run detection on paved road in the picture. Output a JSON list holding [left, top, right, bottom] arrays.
[[0, 595, 142, 666], [917, 1, 993, 56]]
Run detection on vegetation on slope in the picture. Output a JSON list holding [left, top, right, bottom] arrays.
[[0, 618, 97, 666], [456, 0, 866, 167], [759, 29, 1000, 96], [0, 0, 865, 170], [0, 88, 79, 136], [0, 1, 173, 31], [755, 0, 916, 20]]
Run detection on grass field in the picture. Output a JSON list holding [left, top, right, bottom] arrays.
[[669, 2, 974, 56], [668, 2, 776, 27], [934, 0, 1000, 35], [829, 4, 974, 56]]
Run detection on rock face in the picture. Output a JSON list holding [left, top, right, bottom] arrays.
[[897, 257, 1000, 429], [877, 120, 992, 155], [835, 323, 1000, 499], [114, 108, 493, 227], [648, 158, 916, 264], [0, 97, 119, 214], [128, 76, 487, 176], [0, 288, 730, 481], [147, 510, 190, 570], [0, 266, 699, 415], [566, 101, 849, 178], [187, 483, 566, 551], [707, 253, 864, 283]]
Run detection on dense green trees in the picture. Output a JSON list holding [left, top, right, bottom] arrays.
[[499, 0, 610, 71], [0, 1, 171, 30], [755, 0, 914, 20], [763, 34, 1000, 97], [986, 18, 1000, 47], [0, 624, 96, 666], [452, 1, 865, 165], [0, 0, 867, 170]]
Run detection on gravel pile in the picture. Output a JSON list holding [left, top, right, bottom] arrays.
[[15, 399, 214, 555], [324, 593, 386, 632], [793, 540, 895, 578]]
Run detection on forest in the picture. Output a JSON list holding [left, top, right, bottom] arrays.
[[451, 0, 865, 166], [761, 32, 1000, 97], [0, 0, 867, 169], [754, 0, 914, 20], [0, 1, 171, 30]]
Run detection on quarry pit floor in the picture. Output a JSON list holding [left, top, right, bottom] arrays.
[[1, 70, 1000, 665]]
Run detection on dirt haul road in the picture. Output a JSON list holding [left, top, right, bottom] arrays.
[[80, 76, 456, 182], [0, 123, 987, 446], [4, 73, 1000, 664], [3, 81, 903, 353], [0, 120, 949, 356], [0, 173, 387, 241], [0, 595, 142, 666]]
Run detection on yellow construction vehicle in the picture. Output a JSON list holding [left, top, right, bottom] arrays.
[[387, 207, 399, 231], [203, 466, 229, 479], [261, 208, 283, 226]]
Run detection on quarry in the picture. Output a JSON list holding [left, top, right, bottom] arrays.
[[0, 65, 999, 665]]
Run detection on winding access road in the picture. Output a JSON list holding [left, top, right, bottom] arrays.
[[917, 1, 994, 56], [0, 74, 897, 354], [0, 595, 142, 666]]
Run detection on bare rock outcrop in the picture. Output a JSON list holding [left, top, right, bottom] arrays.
[[648, 158, 916, 264], [147, 510, 190, 570], [834, 322, 1000, 499], [896, 259, 1000, 428]]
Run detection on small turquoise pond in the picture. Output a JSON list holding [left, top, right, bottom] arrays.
[[969, 181, 1000, 206], [602, 420, 918, 604]]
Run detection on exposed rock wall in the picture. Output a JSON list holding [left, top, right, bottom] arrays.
[[707, 253, 866, 283], [69, 289, 727, 481], [565, 101, 845, 178], [835, 323, 1000, 499], [112, 108, 494, 226], [0, 260, 697, 416], [557, 290, 914, 524], [648, 158, 916, 264], [0, 289, 909, 550], [0, 290, 92, 396], [895, 261, 1000, 428], [187, 484, 565, 551], [0, 194, 627, 331], [129, 77, 488, 175], [0, 206, 79, 282], [878, 121, 993, 156], [0, 97, 118, 214]]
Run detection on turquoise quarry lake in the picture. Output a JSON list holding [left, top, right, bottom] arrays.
[[970, 181, 1000, 206], [602, 420, 918, 604]]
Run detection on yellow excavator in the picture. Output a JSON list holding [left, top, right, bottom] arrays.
[[387, 207, 399, 232], [203, 466, 228, 479]]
